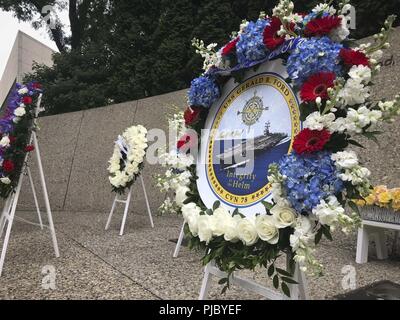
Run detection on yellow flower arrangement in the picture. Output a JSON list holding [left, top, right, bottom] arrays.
[[356, 185, 400, 211]]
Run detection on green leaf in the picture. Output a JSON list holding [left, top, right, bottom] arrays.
[[213, 201, 221, 210], [276, 268, 293, 277], [321, 226, 333, 241], [268, 264, 275, 277], [281, 276, 298, 284], [218, 277, 228, 285], [348, 200, 360, 215], [347, 139, 365, 149], [315, 228, 323, 245], [273, 275, 279, 289], [281, 282, 291, 298]]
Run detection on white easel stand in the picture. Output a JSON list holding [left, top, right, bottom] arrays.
[[356, 220, 400, 264], [105, 175, 154, 236], [173, 221, 186, 258], [198, 256, 308, 300], [0, 123, 60, 276]]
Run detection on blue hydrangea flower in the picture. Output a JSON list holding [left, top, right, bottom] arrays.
[[287, 36, 343, 86], [236, 18, 270, 66], [188, 76, 220, 108], [278, 151, 344, 214], [302, 11, 329, 25]]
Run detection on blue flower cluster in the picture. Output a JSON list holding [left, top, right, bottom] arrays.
[[188, 76, 220, 108], [236, 18, 270, 66], [302, 11, 329, 25], [279, 151, 344, 214], [287, 36, 343, 86]]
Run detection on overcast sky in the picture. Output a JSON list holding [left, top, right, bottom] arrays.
[[0, 8, 69, 77]]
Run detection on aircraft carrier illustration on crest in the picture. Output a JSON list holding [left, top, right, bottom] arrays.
[[215, 90, 290, 168]]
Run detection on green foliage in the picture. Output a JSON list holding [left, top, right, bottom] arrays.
[[16, 0, 399, 114]]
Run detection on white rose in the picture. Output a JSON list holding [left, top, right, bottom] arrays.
[[14, 107, 26, 117], [197, 215, 214, 243], [0, 136, 10, 147], [212, 207, 232, 237], [181, 203, 201, 236], [175, 186, 190, 206], [223, 215, 240, 242], [255, 215, 279, 244], [0, 177, 11, 185], [270, 205, 297, 229], [237, 217, 258, 246]]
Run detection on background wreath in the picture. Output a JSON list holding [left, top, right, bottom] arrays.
[[158, 0, 400, 296], [108, 125, 148, 194]]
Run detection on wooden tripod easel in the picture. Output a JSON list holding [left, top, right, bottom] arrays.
[[0, 94, 60, 276]]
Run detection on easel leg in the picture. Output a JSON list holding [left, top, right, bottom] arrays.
[[105, 195, 118, 230], [173, 222, 186, 258], [0, 196, 13, 238], [0, 174, 24, 276], [356, 226, 369, 264], [33, 132, 59, 258], [286, 253, 308, 300], [27, 166, 43, 229], [140, 175, 154, 228], [374, 229, 388, 260], [119, 188, 132, 236], [199, 263, 214, 300]]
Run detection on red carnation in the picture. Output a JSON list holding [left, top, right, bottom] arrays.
[[300, 72, 336, 102], [222, 37, 239, 56], [25, 145, 35, 152], [293, 128, 331, 154], [22, 96, 33, 104], [339, 48, 369, 67], [184, 106, 202, 126], [304, 15, 342, 37], [3, 160, 15, 173], [263, 17, 295, 50]]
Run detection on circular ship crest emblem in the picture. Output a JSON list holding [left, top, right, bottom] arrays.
[[238, 90, 268, 129]]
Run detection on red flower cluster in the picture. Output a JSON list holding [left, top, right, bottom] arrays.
[[340, 48, 369, 66], [3, 160, 15, 173], [300, 72, 336, 102], [304, 16, 342, 37], [25, 145, 35, 152], [22, 96, 33, 105], [9, 136, 16, 144], [184, 106, 202, 126], [222, 37, 239, 56], [293, 128, 331, 154]]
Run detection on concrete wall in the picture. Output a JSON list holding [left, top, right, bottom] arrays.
[[0, 31, 55, 107], [17, 29, 400, 214], [18, 89, 187, 213]]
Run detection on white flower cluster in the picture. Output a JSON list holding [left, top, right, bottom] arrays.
[[378, 97, 400, 121], [338, 65, 371, 106], [312, 196, 344, 226], [192, 38, 228, 73], [331, 151, 371, 193], [183, 202, 299, 245], [108, 125, 148, 189]]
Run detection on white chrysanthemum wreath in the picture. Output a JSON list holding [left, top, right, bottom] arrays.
[[108, 125, 148, 194]]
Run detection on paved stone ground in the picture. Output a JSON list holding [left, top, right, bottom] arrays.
[[0, 210, 399, 300]]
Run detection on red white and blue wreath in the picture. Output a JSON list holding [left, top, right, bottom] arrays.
[[158, 0, 399, 295], [0, 82, 43, 199]]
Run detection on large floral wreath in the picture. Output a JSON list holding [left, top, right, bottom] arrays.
[[108, 125, 148, 194], [158, 0, 399, 295], [0, 82, 42, 199]]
